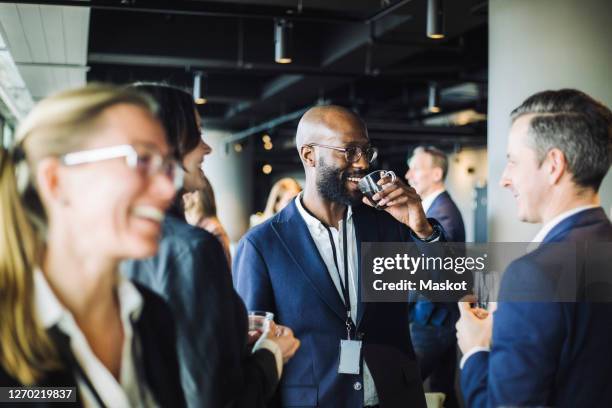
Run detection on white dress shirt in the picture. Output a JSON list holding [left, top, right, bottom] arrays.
[[459, 205, 600, 369], [420, 188, 446, 214], [34, 269, 157, 408], [295, 195, 380, 406]]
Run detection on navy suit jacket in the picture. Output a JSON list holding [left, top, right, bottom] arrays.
[[234, 201, 433, 408], [427, 191, 465, 243], [412, 191, 466, 326], [461, 207, 612, 408]]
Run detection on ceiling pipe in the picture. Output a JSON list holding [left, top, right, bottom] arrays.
[[364, 0, 415, 25], [225, 99, 329, 145]]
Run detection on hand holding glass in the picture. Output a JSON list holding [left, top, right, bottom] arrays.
[[358, 170, 397, 210]]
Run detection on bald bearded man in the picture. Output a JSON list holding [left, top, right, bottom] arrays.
[[234, 106, 445, 408]]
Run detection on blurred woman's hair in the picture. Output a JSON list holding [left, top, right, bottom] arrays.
[[130, 83, 199, 219], [0, 84, 155, 384], [130, 83, 200, 163], [198, 176, 217, 218], [263, 177, 302, 218], [184, 176, 217, 225]]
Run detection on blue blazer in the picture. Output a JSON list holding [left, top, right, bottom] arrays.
[[427, 191, 465, 243], [234, 201, 432, 408], [412, 191, 466, 326], [461, 207, 612, 408]]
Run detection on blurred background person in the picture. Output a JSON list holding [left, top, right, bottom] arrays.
[[183, 176, 232, 267], [406, 146, 466, 408], [406, 146, 465, 242], [250, 177, 301, 227], [122, 83, 299, 408], [0, 84, 185, 407]]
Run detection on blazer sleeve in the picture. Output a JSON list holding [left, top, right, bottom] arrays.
[[233, 235, 277, 313], [460, 350, 489, 408], [461, 259, 565, 407]]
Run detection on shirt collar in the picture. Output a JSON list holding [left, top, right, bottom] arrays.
[[34, 268, 144, 330], [531, 205, 600, 244], [421, 188, 446, 213], [294, 193, 353, 235]]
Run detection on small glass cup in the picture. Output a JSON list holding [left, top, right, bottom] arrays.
[[358, 170, 397, 210], [248, 310, 274, 333]]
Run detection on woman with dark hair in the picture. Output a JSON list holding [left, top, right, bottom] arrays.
[[122, 83, 300, 408], [0, 84, 185, 407], [183, 176, 232, 267]]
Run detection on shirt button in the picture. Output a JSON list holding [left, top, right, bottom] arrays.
[[353, 381, 362, 391]]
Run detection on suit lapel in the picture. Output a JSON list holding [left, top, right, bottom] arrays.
[[426, 191, 446, 217], [272, 202, 347, 322]]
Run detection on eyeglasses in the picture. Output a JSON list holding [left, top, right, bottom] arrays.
[[306, 143, 378, 164], [61, 144, 184, 189]]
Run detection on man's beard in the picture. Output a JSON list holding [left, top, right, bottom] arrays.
[[316, 158, 366, 206]]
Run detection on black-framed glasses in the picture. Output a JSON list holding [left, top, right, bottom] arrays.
[[306, 143, 378, 164], [61, 144, 184, 189]]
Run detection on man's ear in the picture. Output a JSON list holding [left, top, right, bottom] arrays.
[[300, 145, 316, 168], [432, 167, 443, 183], [546, 148, 567, 185], [35, 157, 67, 207]]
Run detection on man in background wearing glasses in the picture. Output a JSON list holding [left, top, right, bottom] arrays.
[[234, 105, 446, 408]]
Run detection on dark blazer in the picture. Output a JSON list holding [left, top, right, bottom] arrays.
[[461, 207, 612, 408], [233, 201, 440, 408], [412, 191, 467, 325], [427, 191, 465, 243], [0, 283, 186, 408], [123, 215, 278, 408]]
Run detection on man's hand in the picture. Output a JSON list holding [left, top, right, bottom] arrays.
[[362, 176, 433, 238], [456, 299, 497, 354], [265, 321, 301, 363]]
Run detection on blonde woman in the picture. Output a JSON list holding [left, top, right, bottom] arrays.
[[250, 177, 302, 227], [0, 85, 186, 407]]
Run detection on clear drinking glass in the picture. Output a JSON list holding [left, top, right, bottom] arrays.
[[248, 310, 274, 333], [357, 170, 397, 210]]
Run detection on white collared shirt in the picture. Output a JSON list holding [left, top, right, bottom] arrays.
[[34, 269, 157, 408], [420, 188, 446, 214], [459, 205, 600, 370], [295, 195, 379, 406]]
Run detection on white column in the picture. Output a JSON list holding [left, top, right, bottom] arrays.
[[202, 130, 253, 243]]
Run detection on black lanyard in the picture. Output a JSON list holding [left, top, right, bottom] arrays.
[[300, 200, 356, 339], [322, 210, 355, 340]]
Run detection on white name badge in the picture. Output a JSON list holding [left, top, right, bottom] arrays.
[[338, 339, 362, 374]]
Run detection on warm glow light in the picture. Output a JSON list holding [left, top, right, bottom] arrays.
[[195, 97, 207, 105], [428, 33, 445, 39], [264, 142, 273, 150], [262, 134, 271, 143], [262, 164, 273, 174], [234, 143, 243, 153], [276, 57, 292, 64], [429, 106, 441, 113]]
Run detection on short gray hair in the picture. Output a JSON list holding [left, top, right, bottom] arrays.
[[511, 89, 612, 191], [411, 146, 448, 179]]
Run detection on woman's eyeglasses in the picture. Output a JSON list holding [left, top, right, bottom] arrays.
[[61, 144, 184, 189], [306, 143, 378, 164]]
